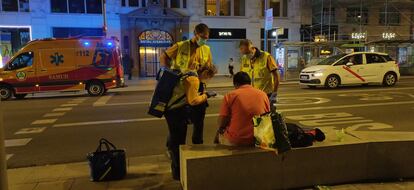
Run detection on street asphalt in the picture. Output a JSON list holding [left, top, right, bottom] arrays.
[[2, 77, 414, 168]]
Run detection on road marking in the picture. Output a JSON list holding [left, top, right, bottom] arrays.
[[15, 127, 46, 135], [6, 154, 13, 161], [53, 100, 414, 128], [53, 107, 72, 112], [5, 138, 32, 147], [278, 100, 414, 112], [278, 97, 330, 106], [43, 112, 66, 117], [67, 100, 84, 104], [95, 87, 414, 107], [31, 119, 57, 125], [60, 104, 78, 107], [300, 117, 372, 126], [53, 113, 220, 128], [93, 95, 114, 107]]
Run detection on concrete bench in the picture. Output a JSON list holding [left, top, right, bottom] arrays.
[[180, 136, 414, 190]]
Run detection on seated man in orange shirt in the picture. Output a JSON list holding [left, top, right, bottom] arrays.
[[215, 71, 270, 146]]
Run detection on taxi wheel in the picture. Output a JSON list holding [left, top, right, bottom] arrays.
[[383, 73, 397, 87], [14, 94, 27, 100], [87, 81, 105, 96], [0, 86, 13, 101], [325, 75, 340, 89]]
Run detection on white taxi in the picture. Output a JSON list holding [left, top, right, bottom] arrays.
[[299, 52, 400, 88]]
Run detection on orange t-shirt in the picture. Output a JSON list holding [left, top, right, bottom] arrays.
[[219, 85, 270, 146]]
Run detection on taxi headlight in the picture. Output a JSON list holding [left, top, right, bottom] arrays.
[[314, 72, 324, 77], [0, 78, 3, 81]]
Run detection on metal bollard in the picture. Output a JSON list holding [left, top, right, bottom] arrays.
[[0, 99, 8, 190]]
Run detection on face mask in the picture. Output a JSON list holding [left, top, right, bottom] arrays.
[[197, 38, 207, 46], [245, 52, 254, 59]]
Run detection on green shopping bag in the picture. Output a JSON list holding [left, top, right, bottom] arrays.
[[253, 111, 291, 153]]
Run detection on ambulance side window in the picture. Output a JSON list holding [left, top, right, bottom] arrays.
[[7, 52, 34, 71]]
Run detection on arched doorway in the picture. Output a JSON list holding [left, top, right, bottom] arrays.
[[138, 30, 173, 77]]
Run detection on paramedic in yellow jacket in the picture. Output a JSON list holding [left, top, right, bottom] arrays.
[[239, 39, 280, 102], [160, 23, 212, 73], [164, 64, 217, 180], [161, 24, 213, 144]]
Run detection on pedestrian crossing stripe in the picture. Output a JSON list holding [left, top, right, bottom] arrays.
[[53, 107, 72, 112], [43, 112, 66, 117], [5, 138, 32, 147], [15, 127, 46, 135], [31, 119, 57, 125], [6, 154, 13, 161]]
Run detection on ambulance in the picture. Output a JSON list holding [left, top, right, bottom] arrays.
[[0, 37, 125, 100]]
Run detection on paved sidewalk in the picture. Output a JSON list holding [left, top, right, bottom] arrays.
[[6, 153, 414, 190], [7, 154, 181, 190]]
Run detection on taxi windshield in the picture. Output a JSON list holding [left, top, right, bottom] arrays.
[[317, 54, 347, 65]]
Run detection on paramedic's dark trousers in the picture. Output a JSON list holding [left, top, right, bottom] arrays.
[[165, 107, 188, 180], [190, 102, 207, 144]]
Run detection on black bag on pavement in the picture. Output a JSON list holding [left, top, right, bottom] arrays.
[[87, 138, 127, 182], [286, 123, 325, 148], [270, 111, 292, 153]]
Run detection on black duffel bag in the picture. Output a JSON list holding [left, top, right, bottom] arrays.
[[87, 138, 127, 182]]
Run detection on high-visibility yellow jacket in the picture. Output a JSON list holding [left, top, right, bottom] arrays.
[[240, 50, 274, 94], [171, 40, 212, 73]]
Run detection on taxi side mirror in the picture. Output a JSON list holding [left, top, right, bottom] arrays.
[[346, 62, 354, 67]]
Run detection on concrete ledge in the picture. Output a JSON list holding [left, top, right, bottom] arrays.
[[180, 140, 414, 190]]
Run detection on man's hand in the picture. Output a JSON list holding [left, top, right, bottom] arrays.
[[206, 91, 217, 98], [214, 131, 220, 144]]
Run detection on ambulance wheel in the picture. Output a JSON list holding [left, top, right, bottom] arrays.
[[0, 86, 13, 101], [87, 81, 105, 96], [14, 94, 27, 100], [383, 72, 397, 87], [325, 75, 340, 89]]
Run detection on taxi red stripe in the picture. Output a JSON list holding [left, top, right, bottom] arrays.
[[342, 66, 366, 82]]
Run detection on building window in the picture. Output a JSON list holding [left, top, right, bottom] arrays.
[[312, 7, 335, 25], [379, 7, 400, 25], [0, 27, 31, 67], [2, 0, 18, 11], [69, 0, 85, 13], [86, 0, 102, 14], [205, 0, 216, 16], [51, 0, 67, 13], [270, 0, 280, 17], [51, 0, 102, 14], [122, 0, 126, 6], [262, 0, 287, 17], [346, 7, 368, 25], [219, 0, 230, 16], [127, 0, 139, 6], [183, 0, 186, 8], [205, 0, 245, 16], [141, 0, 146, 7], [52, 27, 103, 38], [170, 0, 179, 8], [233, 0, 244, 16]]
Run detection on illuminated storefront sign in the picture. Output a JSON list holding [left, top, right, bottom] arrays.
[[382, 32, 396, 40], [210, 29, 246, 39], [351, 32, 366, 40]]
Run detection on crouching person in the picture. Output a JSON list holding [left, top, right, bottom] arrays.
[[165, 64, 217, 180], [215, 71, 270, 146]]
